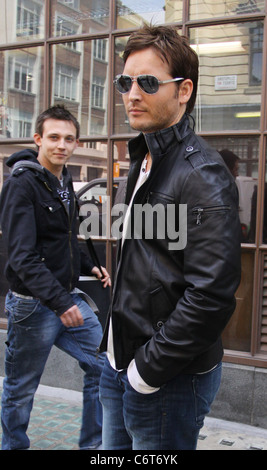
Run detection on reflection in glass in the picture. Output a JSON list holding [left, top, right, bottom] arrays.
[[116, 0, 183, 28], [71, 141, 108, 239], [52, 0, 109, 36], [52, 38, 109, 136], [0, 47, 44, 139], [205, 136, 259, 243], [113, 141, 130, 179], [0, 0, 45, 44], [190, 22, 263, 132], [113, 36, 134, 135], [263, 152, 267, 244], [190, 0, 265, 20], [222, 252, 253, 352], [71, 141, 108, 183]]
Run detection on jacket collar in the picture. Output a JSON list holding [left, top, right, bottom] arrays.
[[128, 114, 191, 162], [125, 115, 192, 206]]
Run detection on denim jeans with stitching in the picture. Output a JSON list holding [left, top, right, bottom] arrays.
[[1, 291, 105, 450], [99, 356, 222, 450]]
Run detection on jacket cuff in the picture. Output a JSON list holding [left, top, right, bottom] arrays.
[[46, 293, 75, 317]]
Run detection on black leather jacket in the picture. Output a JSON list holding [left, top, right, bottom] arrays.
[[0, 150, 94, 316], [100, 115, 241, 388]]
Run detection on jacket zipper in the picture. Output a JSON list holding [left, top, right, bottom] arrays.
[[61, 193, 75, 291], [43, 180, 75, 291], [193, 205, 230, 225]]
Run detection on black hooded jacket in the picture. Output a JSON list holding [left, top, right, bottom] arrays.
[[0, 149, 94, 315]]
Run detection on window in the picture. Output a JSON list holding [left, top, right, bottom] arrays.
[[15, 63, 32, 93], [15, 119, 32, 138], [93, 39, 108, 62], [8, 56, 35, 94], [56, 16, 79, 50], [54, 64, 78, 101], [190, 0, 265, 19], [92, 77, 105, 109], [116, 0, 182, 27], [16, 0, 42, 38], [52, 0, 109, 34], [189, 21, 263, 132], [250, 23, 263, 86], [61, 0, 80, 9]]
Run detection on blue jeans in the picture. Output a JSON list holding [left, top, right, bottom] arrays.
[[1, 291, 105, 450], [99, 357, 221, 450]]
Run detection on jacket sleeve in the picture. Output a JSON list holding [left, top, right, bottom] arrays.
[[135, 161, 241, 387], [0, 177, 75, 315]]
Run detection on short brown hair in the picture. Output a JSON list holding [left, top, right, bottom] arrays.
[[123, 24, 199, 114], [35, 105, 80, 139]]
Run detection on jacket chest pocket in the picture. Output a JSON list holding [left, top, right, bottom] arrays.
[[38, 199, 64, 231], [41, 199, 62, 214]]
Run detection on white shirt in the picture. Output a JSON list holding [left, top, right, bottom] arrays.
[[107, 157, 160, 394]]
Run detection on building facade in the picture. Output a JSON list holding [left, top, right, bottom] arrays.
[[0, 0, 267, 379]]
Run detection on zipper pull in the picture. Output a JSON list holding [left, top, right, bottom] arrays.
[[196, 208, 203, 225]]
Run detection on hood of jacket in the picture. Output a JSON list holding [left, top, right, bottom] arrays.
[[6, 149, 45, 175], [6, 149, 39, 167]]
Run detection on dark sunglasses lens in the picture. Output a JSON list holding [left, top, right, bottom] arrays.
[[117, 75, 132, 93], [138, 75, 159, 94]]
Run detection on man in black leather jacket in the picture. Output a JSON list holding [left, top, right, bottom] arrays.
[[0, 105, 110, 450], [99, 25, 241, 450]]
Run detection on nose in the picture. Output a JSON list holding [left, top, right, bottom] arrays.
[[128, 79, 142, 101], [58, 138, 66, 149]]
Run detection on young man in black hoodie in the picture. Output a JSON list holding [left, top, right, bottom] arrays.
[[0, 105, 110, 450]]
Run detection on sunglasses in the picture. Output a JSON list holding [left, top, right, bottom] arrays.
[[114, 74, 184, 95]]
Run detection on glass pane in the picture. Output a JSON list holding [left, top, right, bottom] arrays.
[[51, 0, 109, 36], [113, 140, 130, 180], [263, 147, 267, 244], [73, 140, 108, 238], [190, 0, 265, 20], [222, 251, 253, 352], [51, 39, 109, 136], [0, 0, 45, 44], [113, 36, 134, 135], [0, 47, 44, 139], [190, 21, 263, 131], [116, 0, 183, 28], [204, 135, 259, 243]]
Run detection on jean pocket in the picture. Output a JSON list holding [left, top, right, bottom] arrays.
[[193, 363, 222, 428], [11, 297, 40, 324]]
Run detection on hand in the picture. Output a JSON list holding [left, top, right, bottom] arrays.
[[91, 266, 111, 288], [60, 304, 84, 327]]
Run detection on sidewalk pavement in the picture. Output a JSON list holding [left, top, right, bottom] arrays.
[[0, 381, 267, 450]]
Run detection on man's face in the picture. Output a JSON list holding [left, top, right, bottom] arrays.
[[122, 48, 190, 133], [34, 118, 78, 174]]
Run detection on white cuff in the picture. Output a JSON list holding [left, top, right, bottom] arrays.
[[127, 359, 160, 394]]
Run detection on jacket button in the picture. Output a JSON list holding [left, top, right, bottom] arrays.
[[156, 321, 164, 329]]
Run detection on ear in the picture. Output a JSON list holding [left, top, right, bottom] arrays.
[[179, 79, 193, 106], [33, 133, 42, 148]]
